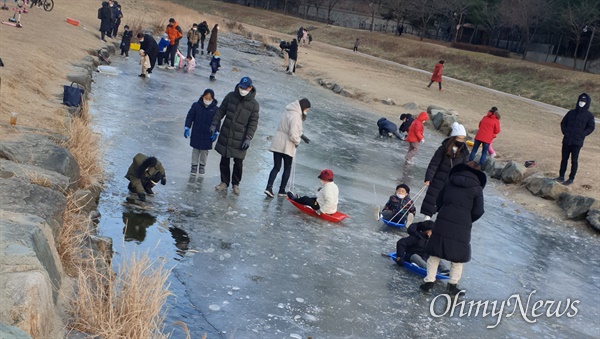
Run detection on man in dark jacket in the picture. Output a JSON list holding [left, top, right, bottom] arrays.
[[125, 153, 167, 202], [210, 77, 260, 194], [420, 161, 485, 296], [111, 1, 122, 37], [98, 1, 113, 42], [137, 33, 159, 75], [283, 39, 298, 75], [398, 113, 414, 140], [377, 117, 402, 139], [556, 93, 595, 185], [395, 221, 449, 272], [198, 21, 210, 55]]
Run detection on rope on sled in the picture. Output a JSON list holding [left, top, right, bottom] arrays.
[[386, 185, 428, 224]]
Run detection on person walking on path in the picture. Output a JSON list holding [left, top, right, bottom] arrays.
[[353, 38, 359, 52], [185, 89, 219, 176], [211, 77, 259, 194], [420, 161, 485, 296], [207, 24, 219, 56], [187, 23, 201, 59], [198, 21, 210, 55], [556, 93, 595, 185], [427, 60, 444, 90], [137, 33, 159, 75], [421, 122, 469, 220], [469, 107, 501, 168], [165, 18, 183, 69], [264, 99, 311, 198], [404, 112, 429, 165], [283, 39, 298, 75], [98, 1, 113, 42]]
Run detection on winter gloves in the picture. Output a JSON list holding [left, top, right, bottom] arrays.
[[301, 134, 310, 144], [184, 127, 190, 138], [241, 138, 251, 150], [210, 131, 219, 142]]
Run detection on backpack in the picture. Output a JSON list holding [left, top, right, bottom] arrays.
[[97, 8, 102, 20]]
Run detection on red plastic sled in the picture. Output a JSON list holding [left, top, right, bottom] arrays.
[[286, 197, 349, 223]]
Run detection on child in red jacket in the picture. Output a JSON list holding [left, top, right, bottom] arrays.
[[405, 112, 429, 165], [469, 107, 501, 167]]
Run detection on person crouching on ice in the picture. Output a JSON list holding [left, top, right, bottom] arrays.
[[125, 153, 167, 202], [287, 169, 339, 215]]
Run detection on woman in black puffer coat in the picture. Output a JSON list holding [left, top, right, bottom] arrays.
[[420, 162, 485, 296], [421, 122, 469, 219]]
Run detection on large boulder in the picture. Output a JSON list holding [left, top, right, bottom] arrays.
[[500, 161, 527, 184], [439, 114, 457, 136], [524, 174, 571, 200], [0, 134, 79, 183], [332, 84, 343, 94], [431, 111, 445, 130], [490, 161, 507, 179], [0, 211, 64, 338], [0, 159, 73, 192], [427, 105, 448, 115], [557, 194, 596, 220]]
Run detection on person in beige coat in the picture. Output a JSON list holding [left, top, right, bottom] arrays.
[[264, 98, 311, 198]]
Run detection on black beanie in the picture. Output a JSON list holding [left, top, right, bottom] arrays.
[[400, 114, 407, 120], [396, 183, 410, 194], [299, 98, 311, 112]]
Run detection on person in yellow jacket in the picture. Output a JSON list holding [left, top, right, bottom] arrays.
[[125, 153, 166, 202]]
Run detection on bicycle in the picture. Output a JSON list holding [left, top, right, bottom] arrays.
[[29, 0, 53, 12]]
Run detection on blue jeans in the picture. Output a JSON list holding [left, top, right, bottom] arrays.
[[469, 140, 490, 167]]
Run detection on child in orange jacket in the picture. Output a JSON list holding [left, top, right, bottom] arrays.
[[405, 112, 429, 165]]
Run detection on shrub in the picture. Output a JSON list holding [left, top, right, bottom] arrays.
[[451, 42, 510, 58]]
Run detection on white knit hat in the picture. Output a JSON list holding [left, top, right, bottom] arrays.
[[450, 122, 466, 137]]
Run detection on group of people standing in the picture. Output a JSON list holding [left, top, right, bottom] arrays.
[[98, 0, 123, 42]]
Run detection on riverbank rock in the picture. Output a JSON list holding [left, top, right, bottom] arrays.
[[382, 98, 396, 105], [0, 159, 72, 192], [524, 173, 570, 200], [439, 114, 457, 136], [558, 194, 596, 220], [0, 323, 32, 338], [489, 161, 507, 180], [501, 161, 527, 184], [402, 102, 418, 110], [587, 207, 600, 232], [332, 84, 343, 94], [340, 89, 355, 98], [426, 105, 448, 115]]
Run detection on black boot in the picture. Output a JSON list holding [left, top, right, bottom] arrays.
[[191, 164, 198, 176], [128, 182, 135, 193], [446, 283, 464, 296], [420, 282, 434, 293], [144, 185, 154, 195]]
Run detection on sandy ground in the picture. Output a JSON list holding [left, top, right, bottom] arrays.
[[1, 0, 596, 220]]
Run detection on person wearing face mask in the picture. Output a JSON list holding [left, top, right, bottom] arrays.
[[187, 23, 201, 59], [207, 24, 219, 56], [210, 77, 260, 194], [136, 33, 159, 75], [165, 18, 183, 69], [421, 122, 470, 220], [556, 93, 595, 186], [287, 169, 339, 215], [381, 184, 416, 225], [184, 89, 219, 176], [120, 25, 133, 57], [469, 107, 501, 168], [264, 99, 311, 198]]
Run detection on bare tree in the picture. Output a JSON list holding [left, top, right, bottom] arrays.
[[406, 0, 444, 40], [440, 0, 475, 43], [368, 1, 383, 31], [562, 0, 600, 69], [325, 0, 342, 23], [472, 0, 503, 46], [382, 0, 408, 29], [499, 0, 556, 60], [312, 0, 328, 19]]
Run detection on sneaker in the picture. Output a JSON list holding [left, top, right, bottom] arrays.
[[264, 187, 274, 198], [138, 74, 146, 78], [166, 66, 175, 70], [286, 191, 297, 200], [405, 159, 414, 165], [446, 283, 464, 296], [158, 65, 166, 69], [146, 73, 150, 79], [563, 179, 574, 186], [191, 165, 198, 176], [490, 153, 497, 158], [419, 282, 434, 293], [232, 185, 240, 195], [424, 216, 431, 221], [215, 182, 228, 191], [277, 189, 287, 197], [554, 176, 565, 183]]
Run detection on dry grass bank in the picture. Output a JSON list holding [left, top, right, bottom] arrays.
[[173, 0, 600, 114]]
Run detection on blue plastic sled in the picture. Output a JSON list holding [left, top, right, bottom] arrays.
[[380, 214, 406, 228], [387, 252, 449, 280]]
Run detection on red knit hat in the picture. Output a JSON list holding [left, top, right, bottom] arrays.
[[318, 169, 334, 181]]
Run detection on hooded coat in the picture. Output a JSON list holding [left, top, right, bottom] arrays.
[[98, 2, 112, 33], [421, 138, 470, 216], [377, 118, 399, 137], [139, 34, 159, 57], [207, 25, 219, 53], [198, 22, 210, 37], [399, 114, 414, 133], [426, 164, 486, 263], [396, 221, 433, 262], [285, 39, 298, 60], [211, 85, 260, 159], [561, 93, 595, 147], [125, 153, 166, 194], [269, 101, 303, 158], [474, 111, 501, 144], [185, 97, 219, 150], [406, 112, 428, 143], [431, 62, 443, 82]]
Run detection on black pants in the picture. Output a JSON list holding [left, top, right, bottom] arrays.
[[120, 45, 130, 57], [167, 43, 179, 66], [220, 156, 243, 186], [157, 51, 167, 65], [267, 152, 293, 193], [147, 53, 157, 73], [559, 144, 582, 180], [112, 20, 120, 37], [187, 42, 198, 58], [294, 196, 320, 210], [200, 35, 206, 50], [428, 81, 442, 90]]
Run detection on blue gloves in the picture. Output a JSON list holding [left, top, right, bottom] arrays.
[[184, 127, 190, 138], [241, 138, 251, 150], [210, 131, 219, 142]]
